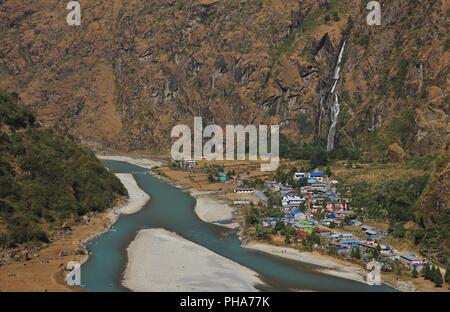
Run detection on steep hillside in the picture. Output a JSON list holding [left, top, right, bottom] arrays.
[[0, 1, 448, 256], [0, 92, 127, 248], [416, 148, 450, 262], [1, 0, 447, 154]]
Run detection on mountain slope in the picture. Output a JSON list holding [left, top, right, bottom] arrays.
[[0, 0, 448, 154], [0, 92, 127, 247], [0, 0, 448, 259]]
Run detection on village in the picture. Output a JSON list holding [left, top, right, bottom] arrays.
[[167, 159, 448, 289]]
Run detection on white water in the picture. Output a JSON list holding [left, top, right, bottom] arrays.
[[326, 41, 346, 152]]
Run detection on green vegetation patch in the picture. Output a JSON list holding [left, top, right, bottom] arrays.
[[0, 92, 127, 248]]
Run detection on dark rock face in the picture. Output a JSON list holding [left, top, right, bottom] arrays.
[[0, 0, 447, 158]]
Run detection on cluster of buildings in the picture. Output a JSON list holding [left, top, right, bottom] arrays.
[[243, 169, 425, 270], [258, 170, 349, 238], [326, 231, 425, 269], [172, 159, 197, 169], [266, 170, 350, 214]]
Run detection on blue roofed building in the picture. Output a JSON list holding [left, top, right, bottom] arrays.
[[340, 240, 359, 247], [309, 171, 325, 182], [328, 193, 338, 201]]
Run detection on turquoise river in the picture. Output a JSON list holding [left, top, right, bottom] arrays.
[[81, 160, 393, 292]]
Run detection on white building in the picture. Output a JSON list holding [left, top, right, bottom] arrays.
[[282, 194, 304, 208], [293, 172, 307, 181], [234, 188, 254, 194]]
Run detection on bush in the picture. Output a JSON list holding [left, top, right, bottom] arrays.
[[391, 59, 410, 97], [356, 33, 369, 47], [7, 215, 49, 244], [352, 246, 361, 259], [332, 12, 340, 21], [0, 93, 35, 129]]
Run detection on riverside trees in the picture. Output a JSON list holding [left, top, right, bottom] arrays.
[[422, 264, 444, 288]]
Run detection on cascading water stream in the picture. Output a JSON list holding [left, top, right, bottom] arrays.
[[326, 41, 346, 152]]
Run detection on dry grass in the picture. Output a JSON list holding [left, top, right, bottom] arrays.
[[0, 212, 112, 292]]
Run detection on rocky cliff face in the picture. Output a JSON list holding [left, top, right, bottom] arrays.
[[0, 0, 449, 259], [0, 0, 448, 155]]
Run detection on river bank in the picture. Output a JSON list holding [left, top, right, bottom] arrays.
[[0, 161, 150, 291], [191, 190, 239, 229], [82, 157, 396, 292], [156, 166, 374, 285], [244, 242, 367, 283], [155, 163, 422, 291], [122, 228, 262, 292], [96, 155, 164, 170], [157, 160, 450, 292], [107, 174, 150, 224], [115, 164, 264, 291]]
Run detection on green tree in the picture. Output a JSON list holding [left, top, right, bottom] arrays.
[[371, 245, 381, 259], [274, 167, 284, 184], [255, 225, 267, 239], [245, 208, 258, 225], [274, 220, 285, 233], [430, 265, 437, 281], [433, 267, 443, 288], [352, 246, 361, 259], [325, 166, 332, 177], [284, 233, 291, 244]]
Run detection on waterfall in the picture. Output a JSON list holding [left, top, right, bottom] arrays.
[[326, 41, 346, 152]]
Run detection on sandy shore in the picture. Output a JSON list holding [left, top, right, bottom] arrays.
[[96, 155, 163, 170], [107, 173, 150, 223], [243, 243, 438, 291], [0, 161, 151, 291], [156, 166, 371, 287], [244, 242, 367, 284], [0, 212, 111, 291], [191, 191, 239, 229], [122, 229, 262, 292]]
